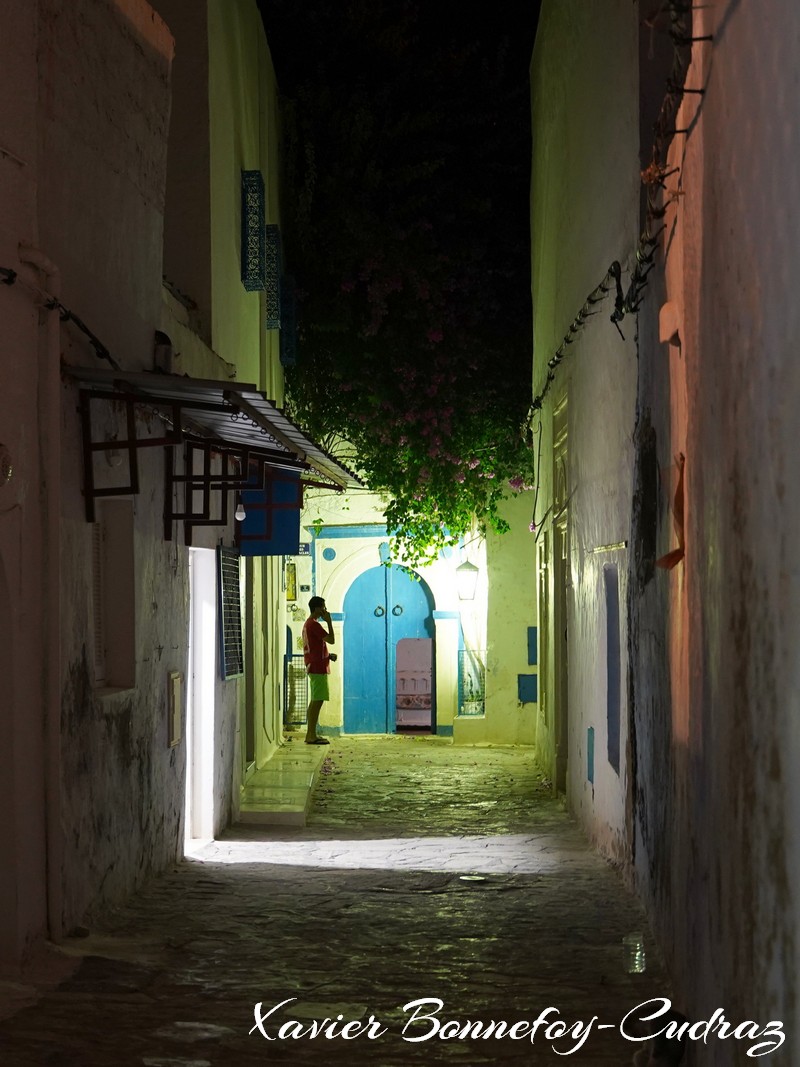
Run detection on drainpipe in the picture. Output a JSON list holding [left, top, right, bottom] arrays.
[[18, 243, 63, 945]]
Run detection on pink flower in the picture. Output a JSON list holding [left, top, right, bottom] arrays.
[[426, 328, 444, 344], [529, 522, 537, 533], [455, 472, 466, 483], [340, 280, 356, 292], [468, 458, 480, 469]]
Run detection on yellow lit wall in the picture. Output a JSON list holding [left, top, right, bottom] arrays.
[[208, 0, 283, 403]]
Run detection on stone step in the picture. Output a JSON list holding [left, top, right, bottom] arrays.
[[237, 737, 330, 826]]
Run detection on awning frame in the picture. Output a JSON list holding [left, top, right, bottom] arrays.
[[68, 367, 360, 545]]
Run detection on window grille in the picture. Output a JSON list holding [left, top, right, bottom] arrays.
[[283, 654, 309, 726], [458, 648, 486, 716], [217, 546, 243, 679]]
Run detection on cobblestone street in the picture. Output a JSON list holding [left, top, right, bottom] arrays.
[[0, 737, 672, 1065]]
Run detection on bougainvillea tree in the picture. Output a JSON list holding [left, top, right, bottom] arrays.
[[260, 0, 538, 564]]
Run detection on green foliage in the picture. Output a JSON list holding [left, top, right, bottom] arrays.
[[265, 0, 537, 564]]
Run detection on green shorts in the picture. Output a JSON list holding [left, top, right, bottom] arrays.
[[308, 674, 330, 701]]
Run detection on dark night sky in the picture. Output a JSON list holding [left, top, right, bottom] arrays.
[[257, 0, 543, 386], [258, 1, 541, 91]]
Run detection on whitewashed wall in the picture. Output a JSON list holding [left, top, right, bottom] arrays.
[[530, 0, 639, 856], [47, 0, 181, 932]]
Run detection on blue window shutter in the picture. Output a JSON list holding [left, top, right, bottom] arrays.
[[517, 673, 538, 704], [527, 625, 538, 665], [237, 468, 302, 557]]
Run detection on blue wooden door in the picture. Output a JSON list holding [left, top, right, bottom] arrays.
[[343, 566, 434, 733]]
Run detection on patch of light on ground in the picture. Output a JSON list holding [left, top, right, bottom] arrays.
[[192, 834, 582, 875]]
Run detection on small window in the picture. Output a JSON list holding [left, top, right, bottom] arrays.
[[92, 500, 136, 689]]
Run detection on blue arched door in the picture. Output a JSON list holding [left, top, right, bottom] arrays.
[[343, 565, 435, 733]]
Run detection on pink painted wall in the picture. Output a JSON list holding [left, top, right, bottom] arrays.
[[632, 2, 800, 1053]]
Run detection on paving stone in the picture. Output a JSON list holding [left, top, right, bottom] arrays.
[[0, 737, 672, 1065]]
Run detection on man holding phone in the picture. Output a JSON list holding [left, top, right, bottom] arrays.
[[301, 596, 337, 745]]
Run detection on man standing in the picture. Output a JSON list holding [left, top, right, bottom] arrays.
[[302, 596, 337, 744]]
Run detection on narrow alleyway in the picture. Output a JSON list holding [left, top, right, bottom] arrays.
[[0, 738, 672, 1065]]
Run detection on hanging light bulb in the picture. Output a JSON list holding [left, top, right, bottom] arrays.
[[235, 497, 246, 522]]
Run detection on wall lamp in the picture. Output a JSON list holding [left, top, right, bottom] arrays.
[[456, 559, 479, 601]]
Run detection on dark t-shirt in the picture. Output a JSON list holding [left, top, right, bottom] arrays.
[[302, 617, 330, 674]]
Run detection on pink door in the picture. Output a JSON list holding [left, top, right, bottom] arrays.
[[395, 637, 432, 730]]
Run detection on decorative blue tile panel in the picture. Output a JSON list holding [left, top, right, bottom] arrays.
[[265, 225, 283, 328], [241, 171, 266, 291], [517, 674, 538, 704], [279, 273, 296, 364]]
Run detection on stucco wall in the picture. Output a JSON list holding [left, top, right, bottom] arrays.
[[532, 0, 800, 1050], [37, 0, 173, 372], [206, 0, 286, 776], [630, 2, 800, 1053], [59, 428, 189, 928], [45, 0, 182, 931], [296, 489, 492, 740], [476, 490, 538, 746], [209, 0, 283, 403], [158, 0, 213, 339], [156, 0, 287, 779], [0, 0, 183, 957], [530, 0, 639, 855], [0, 0, 49, 962]]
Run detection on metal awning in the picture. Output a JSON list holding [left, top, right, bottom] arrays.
[[65, 365, 361, 489], [65, 364, 362, 543]]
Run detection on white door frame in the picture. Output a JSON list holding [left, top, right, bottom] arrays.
[[185, 547, 216, 845]]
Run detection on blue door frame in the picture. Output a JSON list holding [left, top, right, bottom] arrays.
[[343, 565, 435, 733]]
